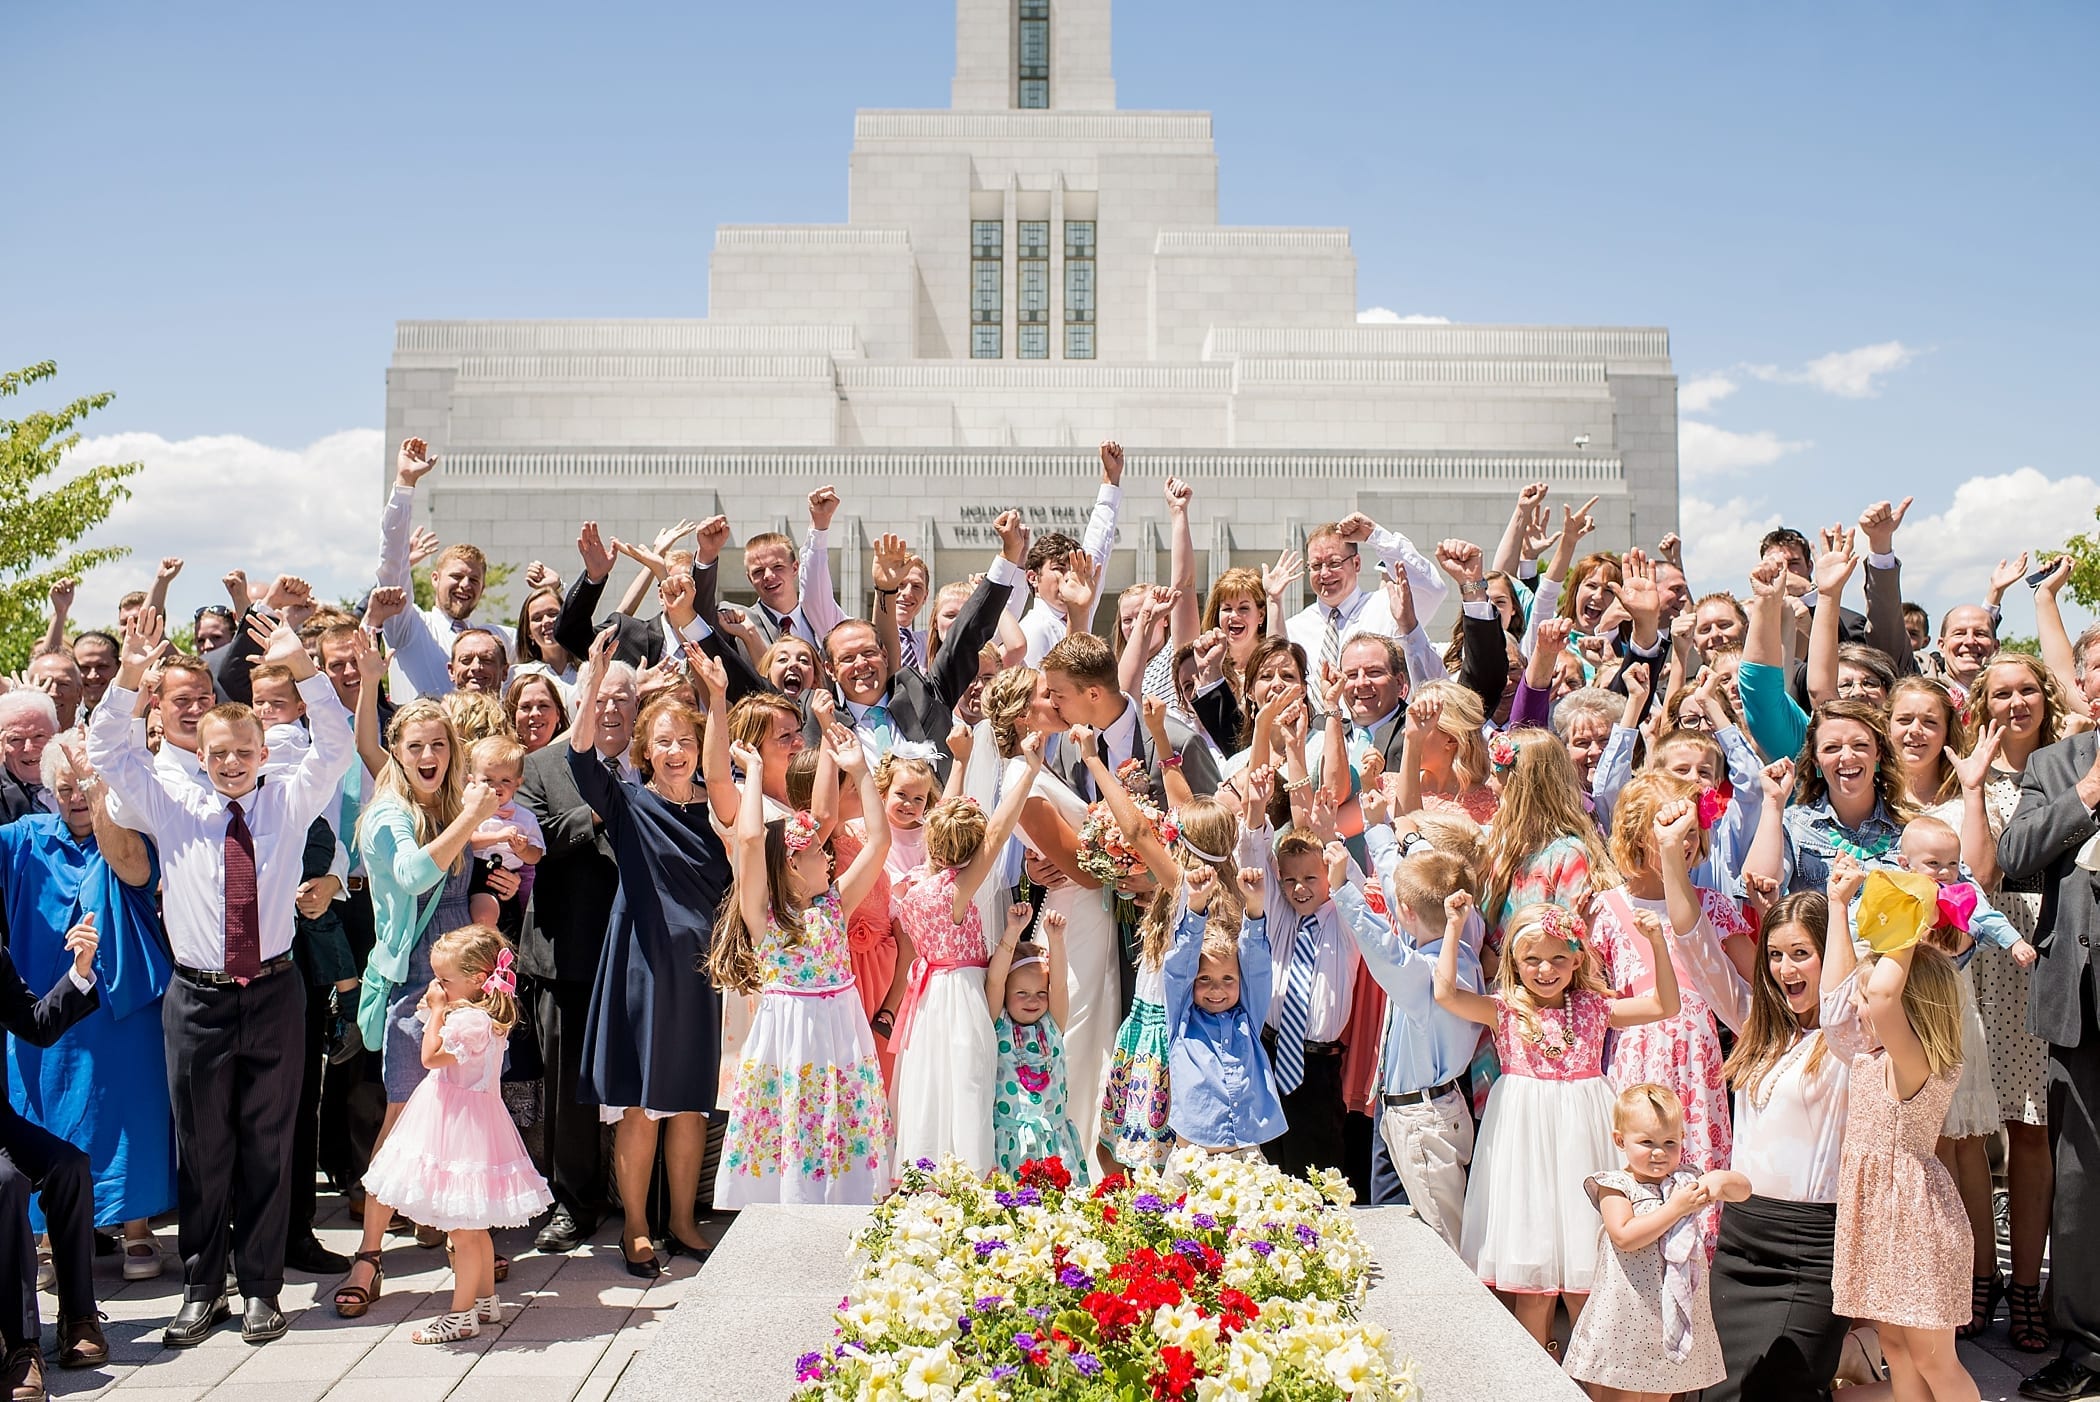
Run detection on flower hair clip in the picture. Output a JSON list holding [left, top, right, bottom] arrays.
[[783, 809, 821, 855], [1534, 903, 1586, 951], [482, 948, 517, 997], [1695, 786, 1729, 832], [1488, 732, 1519, 772]]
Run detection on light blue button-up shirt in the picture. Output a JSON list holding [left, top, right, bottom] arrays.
[[1332, 877, 1484, 1097], [1165, 901, 1286, 1150]]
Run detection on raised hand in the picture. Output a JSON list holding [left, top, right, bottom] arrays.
[[1163, 475, 1193, 513], [407, 526, 442, 568], [577, 522, 618, 582], [808, 687, 836, 729], [2037, 555, 2074, 599], [462, 776, 503, 823], [1948, 721, 2004, 792], [658, 566, 696, 618], [1653, 795, 1699, 854], [1242, 761, 1277, 812], [1435, 538, 1485, 586], [264, 574, 311, 611], [1988, 552, 2030, 603], [157, 556, 184, 584], [1536, 615, 1573, 658], [1444, 890, 1475, 931], [1184, 863, 1218, 913], [1746, 557, 1788, 600], [1561, 495, 1601, 551], [696, 514, 733, 566], [395, 437, 437, 488], [1263, 548, 1304, 601], [690, 649, 729, 707], [1322, 841, 1352, 891], [871, 534, 912, 592], [653, 518, 701, 555], [826, 722, 866, 774], [1318, 659, 1347, 716], [1336, 512, 1377, 545], [120, 606, 166, 670], [1622, 660, 1653, 712], [1742, 870, 1780, 918], [994, 509, 1030, 564], [1357, 746, 1386, 790], [1607, 548, 1663, 635], [1857, 496, 1912, 556], [1812, 528, 1859, 599], [1239, 864, 1269, 905], [1140, 692, 1175, 746], [807, 487, 841, 532], [1057, 550, 1099, 616], [1004, 900, 1036, 940], [1358, 783, 1391, 830], [355, 627, 386, 690], [1758, 757, 1795, 806], [523, 560, 559, 593], [1656, 532, 1684, 569], [947, 716, 974, 764], [1383, 564, 1418, 634], [48, 576, 76, 613], [1191, 629, 1229, 687], [1402, 691, 1443, 747], [618, 537, 672, 580], [251, 612, 306, 667], [1826, 852, 1868, 910], [1099, 441, 1125, 486], [63, 913, 98, 979], [363, 586, 408, 630], [1017, 729, 1047, 769], [1065, 724, 1099, 765], [727, 739, 762, 776]]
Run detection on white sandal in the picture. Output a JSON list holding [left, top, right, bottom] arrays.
[[475, 1294, 501, 1324], [411, 1310, 481, 1344]]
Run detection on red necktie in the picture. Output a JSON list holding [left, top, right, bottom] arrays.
[[224, 799, 261, 982]]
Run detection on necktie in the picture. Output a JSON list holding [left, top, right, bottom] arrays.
[[862, 704, 895, 756], [1275, 916, 1319, 1095], [774, 610, 798, 641], [1321, 605, 1343, 678], [900, 628, 924, 672], [224, 799, 262, 981], [603, 750, 623, 778]]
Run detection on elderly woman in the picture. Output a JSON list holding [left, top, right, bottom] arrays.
[[0, 735, 174, 1278]]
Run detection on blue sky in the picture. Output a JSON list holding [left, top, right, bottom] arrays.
[[7, 1, 2097, 627]]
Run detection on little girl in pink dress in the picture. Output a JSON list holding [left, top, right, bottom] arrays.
[[362, 925, 551, 1344]]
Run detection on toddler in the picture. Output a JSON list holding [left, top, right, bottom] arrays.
[[985, 909, 1087, 1178], [465, 736, 544, 937], [1163, 865, 1283, 1157]]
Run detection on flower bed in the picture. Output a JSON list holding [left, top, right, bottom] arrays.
[[794, 1149, 1420, 1401]]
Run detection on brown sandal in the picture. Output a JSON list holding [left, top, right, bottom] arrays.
[[333, 1250, 385, 1319], [446, 1243, 510, 1283]]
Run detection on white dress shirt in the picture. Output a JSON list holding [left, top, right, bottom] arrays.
[[86, 675, 355, 971], [794, 525, 848, 642], [1070, 694, 1142, 800], [1260, 900, 1359, 1045], [1013, 482, 1123, 665], [376, 484, 515, 701]]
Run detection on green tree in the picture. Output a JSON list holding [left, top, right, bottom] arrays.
[[2041, 505, 2100, 611], [0, 362, 142, 670]]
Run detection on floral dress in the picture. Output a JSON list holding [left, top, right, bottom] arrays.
[[716, 891, 892, 1206], [993, 1013, 1087, 1182], [1489, 833, 1601, 951]]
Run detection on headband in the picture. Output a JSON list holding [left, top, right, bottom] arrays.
[[887, 740, 939, 764], [481, 948, 517, 997], [783, 809, 821, 854], [1176, 812, 1230, 865], [1008, 955, 1047, 975]]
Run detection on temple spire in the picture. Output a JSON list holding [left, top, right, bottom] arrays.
[[952, 0, 1114, 111]]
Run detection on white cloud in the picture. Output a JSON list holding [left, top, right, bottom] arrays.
[[57, 428, 385, 628], [1680, 495, 1786, 596], [1679, 420, 1809, 479], [1677, 374, 1737, 414], [1745, 340, 1916, 398], [1356, 307, 1451, 324], [1899, 467, 2100, 607]]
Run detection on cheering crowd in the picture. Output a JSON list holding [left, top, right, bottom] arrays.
[[2, 437, 2100, 1401]]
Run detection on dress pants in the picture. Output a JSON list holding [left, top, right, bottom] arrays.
[[0, 1121, 93, 1349], [1260, 1031, 1348, 1181], [288, 982, 332, 1239], [535, 978, 606, 1227], [2048, 969, 2100, 1369], [164, 969, 305, 1301]]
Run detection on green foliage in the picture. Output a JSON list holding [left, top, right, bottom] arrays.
[[2041, 506, 2100, 611], [1997, 634, 2041, 657], [0, 362, 142, 670]]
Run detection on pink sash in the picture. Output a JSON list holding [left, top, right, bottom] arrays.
[[892, 957, 985, 1050]]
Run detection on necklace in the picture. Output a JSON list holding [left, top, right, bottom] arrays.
[[653, 782, 701, 809], [1747, 1030, 1820, 1111]]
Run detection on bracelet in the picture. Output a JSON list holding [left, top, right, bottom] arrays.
[[870, 1008, 895, 1034], [1161, 754, 1184, 770], [874, 587, 898, 599], [1283, 775, 1315, 794]]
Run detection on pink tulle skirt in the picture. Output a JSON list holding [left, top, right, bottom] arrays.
[[363, 1078, 552, 1232]]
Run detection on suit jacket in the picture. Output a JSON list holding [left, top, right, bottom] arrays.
[[1063, 700, 1224, 802], [809, 569, 1015, 761], [552, 568, 770, 710], [0, 771, 44, 830], [516, 739, 622, 985], [1999, 731, 2100, 1047]]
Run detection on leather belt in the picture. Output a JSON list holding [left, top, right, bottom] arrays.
[[1382, 1077, 1465, 1108], [175, 956, 295, 987]]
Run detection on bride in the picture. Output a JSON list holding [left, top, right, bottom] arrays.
[[967, 667, 1123, 1161]]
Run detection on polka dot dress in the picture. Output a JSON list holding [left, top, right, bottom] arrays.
[[994, 1013, 1088, 1181]]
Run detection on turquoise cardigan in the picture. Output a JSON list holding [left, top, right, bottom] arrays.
[[354, 795, 448, 1049]]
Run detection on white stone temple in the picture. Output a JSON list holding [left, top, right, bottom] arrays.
[[384, 0, 1677, 619]]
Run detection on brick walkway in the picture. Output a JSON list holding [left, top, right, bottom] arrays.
[[42, 1193, 714, 1402]]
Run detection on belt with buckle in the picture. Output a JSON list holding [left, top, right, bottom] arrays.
[[345, 876, 369, 893], [1264, 1028, 1345, 1057], [175, 956, 294, 987], [1383, 1077, 1464, 1108]]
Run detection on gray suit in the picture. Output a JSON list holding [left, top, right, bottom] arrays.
[[1999, 729, 2100, 1365], [1062, 698, 1223, 803]]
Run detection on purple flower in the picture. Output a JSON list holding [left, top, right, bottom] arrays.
[[1295, 1223, 1319, 1245], [975, 1295, 1006, 1311], [1133, 1193, 1167, 1213], [995, 1190, 1020, 1210], [990, 1366, 1018, 1382], [1172, 1238, 1207, 1260], [916, 1157, 936, 1171], [973, 1239, 1008, 1258], [1075, 1353, 1103, 1378], [1027, 1306, 1050, 1320], [1013, 1332, 1037, 1351], [1057, 1265, 1093, 1290], [1250, 1240, 1275, 1258], [1016, 1186, 1042, 1207], [794, 1351, 826, 1382], [1191, 1212, 1217, 1230], [957, 1314, 972, 1335]]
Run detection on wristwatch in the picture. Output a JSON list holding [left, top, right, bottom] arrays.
[[1458, 579, 1489, 601]]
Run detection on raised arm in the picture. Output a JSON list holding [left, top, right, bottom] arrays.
[[40, 577, 74, 658], [145, 556, 182, 623], [1806, 527, 1857, 708], [1857, 497, 1917, 675], [1164, 477, 1200, 654], [1493, 483, 1550, 580], [727, 740, 775, 936], [1742, 758, 1795, 894], [1140, 695, 1196, 810], [981, 899, 1036, 1024], [1606, 907, 1682, 1028], [82, 609, 181, 831], [1432, 891, 1499, 1027], [1072, 725, 1184, 893], [567, 626, 618, 757], [833, 738, 893, 912], [2034, 557, 2088, 716], [1822, 856, 1866, 993], [949, 731, 1044, 917], [1865, 943, 1932, 1098], [870, 533, 911, 676]]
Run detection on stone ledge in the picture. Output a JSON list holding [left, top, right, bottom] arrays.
[[610, 1205, 1583, 1402]]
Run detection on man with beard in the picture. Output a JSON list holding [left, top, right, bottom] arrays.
[[375, 439, 514, 701]]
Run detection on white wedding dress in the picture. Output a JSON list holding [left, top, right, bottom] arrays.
[[964, 725, 1123, 1156]]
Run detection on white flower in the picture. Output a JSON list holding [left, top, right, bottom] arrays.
[[899, 1341, 962, 1400], [1324, 1336, 1379, 1394], [1152, 1301, 1215, 1353]]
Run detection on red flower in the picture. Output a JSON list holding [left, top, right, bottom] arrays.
[[1214, 1287, 1259, 1333], [1149, 1345, 1203, 1399], [1080, 1290, 1140, 1341], [1102, 1205, 1119, 1225], [1093, 1173, 1128, 1199], [1019, 1156, 1073, 1192]]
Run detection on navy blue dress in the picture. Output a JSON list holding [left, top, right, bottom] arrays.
[[570, 749, 728, 1115]]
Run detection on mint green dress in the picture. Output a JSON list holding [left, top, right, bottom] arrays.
[[993, 1013, 1088, 1182]]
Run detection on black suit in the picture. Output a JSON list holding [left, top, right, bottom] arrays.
[[552, 565, 769, 709], [0, 772, 44, 831], [1063, 701, 1224, 803], [2000, 732, 2100, 1367], [517, 740, 621, 1228], [0, 948, 98, 1349]]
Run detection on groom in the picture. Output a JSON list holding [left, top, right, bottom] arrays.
[[1040, 632, 1222, 804]]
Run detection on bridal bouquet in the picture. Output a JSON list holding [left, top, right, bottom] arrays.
[[794, 1149, 1420, 1401], [1074, 797, 1176, 885]]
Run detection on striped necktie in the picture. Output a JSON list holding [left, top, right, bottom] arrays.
[[1321, 605, 1343, 678], [900, 627, 924, 672], [223, 799, 262, 982], [1275, 915, 1320, 1094]]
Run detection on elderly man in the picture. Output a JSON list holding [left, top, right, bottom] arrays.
[[0, 695, 57, 828], [517, 659, 637, 1253], [819, 512, 1024, 764]]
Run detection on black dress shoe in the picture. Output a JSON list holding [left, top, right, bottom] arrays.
[[240, 1296, 288, 1344], [2024, 1357, 2100, 1401], [534, 1207, 587, 1254], [285, 1235, 352, 1275], [667, 1236, 712, 1265], [162, 1296, 231, 1348], [622, 1250, 662, 1280]]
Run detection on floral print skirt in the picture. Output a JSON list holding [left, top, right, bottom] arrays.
[[1099, 998, 1172, 1170], [716, 987, 892, 1207]]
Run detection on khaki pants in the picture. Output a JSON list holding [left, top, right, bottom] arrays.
[[1379, 1088, 1473, 1252]]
